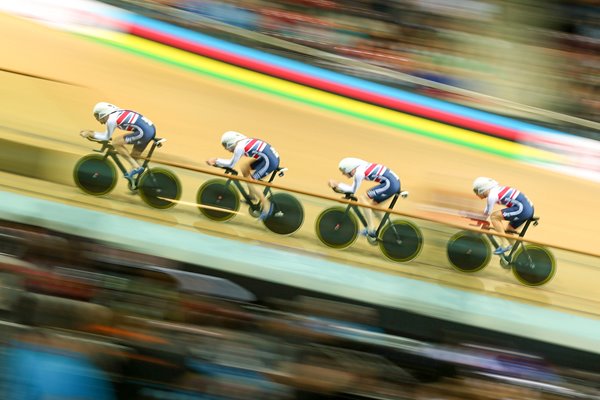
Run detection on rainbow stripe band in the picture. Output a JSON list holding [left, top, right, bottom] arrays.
[[76, 14, 565, 164]]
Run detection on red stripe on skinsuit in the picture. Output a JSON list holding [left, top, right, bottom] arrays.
[[117, 111, 130, 125], [498, 187, 510, 199], [244, 139, 257, 153], [364, 163, 377, 177]]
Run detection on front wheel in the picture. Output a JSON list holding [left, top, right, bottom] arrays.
[[73, 154, 117, 196], [315, 207, 358, 249], [262, 193, 304, 235], [512, 245, 556, 286], [446, 231, 491, 273], [379, 220, 423, 262], [138, 168, 181, 209], [196, 179, 240, 221]]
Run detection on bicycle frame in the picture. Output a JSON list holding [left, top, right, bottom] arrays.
[[221, 167, 284, 205], [76, 137, 180, 209], [198, 165, 303, 234], [339, 192, 400, 235], [478, 217, 539, 263], [451, 215, 555, 285], [93, 141, 129, 176], [315, 190, 421, 261], [92, 138, 163, 186]]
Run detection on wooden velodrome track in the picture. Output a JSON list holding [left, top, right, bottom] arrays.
[[1, 14, 599, 320]]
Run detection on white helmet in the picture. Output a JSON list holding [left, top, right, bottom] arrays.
[[221, 131, 247, 150], [93, 102, 119, 121], [338, 157, 364, 174], [472, 177, 498, 195]]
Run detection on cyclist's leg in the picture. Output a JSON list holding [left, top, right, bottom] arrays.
[[240, 158, 262, 205], [113, 134, 140, 172], [361, 194, 390, 234], [250, 154, 279, 219], [130, 127, 155, 162], [490, 210, 511, 248], [364, 174, 400, 233], [130, 126, 155, 162], [359, 194, 377, 234], [504, 195, 534, 240]]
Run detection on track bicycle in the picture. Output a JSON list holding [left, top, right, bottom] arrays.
[[315, 190, 423, 262], [73, 136, 181, 209], [446, 216, 556, 286], [196, 166, 304, 235]]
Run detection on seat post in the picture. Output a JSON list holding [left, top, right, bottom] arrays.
[[376, 193, 399, 230], [145, 140, 159, 160], [518, 217, 538, 238], [267, 170, 278, 183], [388, 193, 400, 210]]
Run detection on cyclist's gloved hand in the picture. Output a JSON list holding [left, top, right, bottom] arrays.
[[80, 130, 94, 139], [470, 217, 490, 228]]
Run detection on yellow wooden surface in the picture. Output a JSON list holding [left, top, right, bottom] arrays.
[[1, 13, 599, 317]]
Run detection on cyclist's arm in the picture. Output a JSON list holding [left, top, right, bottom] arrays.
[[215, 145, 243, 168], [92, 119, 117, 141], [483, 195, 495, 217], [337, 173, 364, 194]]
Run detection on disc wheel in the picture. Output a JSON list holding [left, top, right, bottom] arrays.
[[262, 193, 304, 235], [379, 220, 423, 262], [512, 245, 556, 286], [315, 207, 358, 249], [73, 154, 117, 196], [196, 179, 240, 221], [138, 168, 181, 209], [447, 231, 491, 273]]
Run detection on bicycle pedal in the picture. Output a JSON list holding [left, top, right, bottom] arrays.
[[123, 175, 136, 190], [499, 257, 511, 270], [366, 234, 378, 246]]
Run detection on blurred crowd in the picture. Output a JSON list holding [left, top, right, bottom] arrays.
[[132, 0, 600, 128], [1, 219, 600, 399]]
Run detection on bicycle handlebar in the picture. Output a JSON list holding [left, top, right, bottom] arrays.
[[331, 188, 358, 201], [332, 188, 409, 202], [83, 136, 113, 153], [214, 166, 287, 180], [91, 139, 110, 147], [454, 209, 492, 229], [214, 166, 238, 176], [469, 218, 491, 229]]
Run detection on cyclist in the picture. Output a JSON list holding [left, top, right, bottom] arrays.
[[472, 177, 535, 255], [80, 102, 156, 183], [206, 131, 280, 220], [328, 157, 401, 241]]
